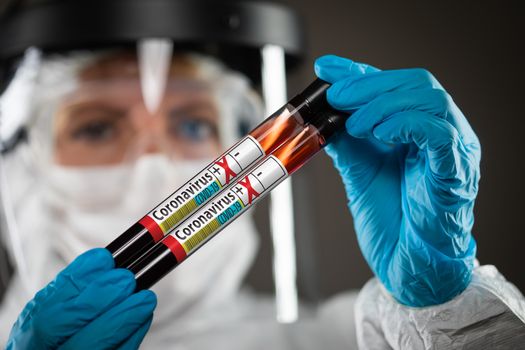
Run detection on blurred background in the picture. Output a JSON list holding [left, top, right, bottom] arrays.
[[0, 0, 523, 303], [247, 0, 525, 301]]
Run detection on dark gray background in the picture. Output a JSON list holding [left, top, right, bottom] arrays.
[[247, 0, 524, 300]]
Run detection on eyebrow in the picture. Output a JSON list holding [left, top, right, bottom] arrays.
[[60, 101, 127, 118], [168, 101, 219, 120]]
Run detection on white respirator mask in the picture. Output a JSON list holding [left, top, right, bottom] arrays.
[[42, 155, 211, 261]]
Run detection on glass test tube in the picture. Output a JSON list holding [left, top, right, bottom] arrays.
[[129, 108, 348, 291], [107, 79, 333, 268]]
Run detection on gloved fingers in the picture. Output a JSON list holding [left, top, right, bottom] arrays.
[[326, 68, 444, 113], [12, 248, 115, 331], [32, 269, 136, 348], [59, 290, 157, 350], [51, 248, 115, 297], [327, 68, 441, 112], [115, 316, 154, 350], [346, 88, 452, 138], [315, 56, 479, 148], [324, 66, 480, 147], [370, 110, 476, 183], [314, 54, 380, 83]]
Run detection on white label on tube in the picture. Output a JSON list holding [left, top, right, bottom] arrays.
[[171, 156, 288, 255], [143, 135, 264, 236], [206, 136, 264, 187]]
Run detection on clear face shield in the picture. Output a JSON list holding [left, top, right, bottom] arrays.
[[32, 43, 259, 166], [53, 51, 230, 168], [55, 68, 220, 166]]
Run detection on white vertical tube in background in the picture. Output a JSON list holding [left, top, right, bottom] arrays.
[[260, 44, 298, 323]]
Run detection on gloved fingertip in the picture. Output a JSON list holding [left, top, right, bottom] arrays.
[[93, 268, 136, 294], [326, 76, 373, 113], [345, 109, 378, 139], [134, 290, 157, 309], [315, 55, 359, 83], [314, 54, 353, 67], [325, 84, 343, 109], [57, 248, 115, 287], [345, 115, 360, 137], [74, 248, 115, 270], [314, 54, 354, 83], [115, 316, 154, 350], [371, 122, 393, 144], [315, 55, 380, 83], [115, 267, 135, 280]]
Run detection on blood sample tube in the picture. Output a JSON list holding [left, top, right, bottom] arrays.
[[107, 79, 333, 267], [129, 106, 348, 291]]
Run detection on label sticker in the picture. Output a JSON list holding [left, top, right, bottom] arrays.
[[170, 156, 287, 256], [142, 135, 264, 239], [207, 137, 264, 186]]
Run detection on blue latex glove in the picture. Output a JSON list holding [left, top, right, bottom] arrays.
[[315, 55, 480, 307], [7, 248, 157, 350]]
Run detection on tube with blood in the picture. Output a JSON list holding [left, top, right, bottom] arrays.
[[107, 79, 334, 267], [129, 104, 347, 291]]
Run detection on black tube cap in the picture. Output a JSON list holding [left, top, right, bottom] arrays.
[[288, 78, 350, 137], [310, 107, 349, 142], [288, 78, 331, 119]]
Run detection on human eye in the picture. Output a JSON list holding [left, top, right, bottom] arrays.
[[71, 119, 116, 143], [67, 107, 126, 144], [168, 110, 218, 143]]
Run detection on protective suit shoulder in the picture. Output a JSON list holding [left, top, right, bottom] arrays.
[[355, 265, 525, 349]]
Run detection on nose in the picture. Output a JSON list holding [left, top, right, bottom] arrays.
[[142, 134, 163, 154], [131, 104, 166, 156]]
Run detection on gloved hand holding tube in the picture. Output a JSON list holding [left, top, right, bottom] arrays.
[[315, 54, 480, 307], [6, 249, 157, 350]]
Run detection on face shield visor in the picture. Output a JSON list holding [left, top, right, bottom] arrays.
[[0, 0, 306, 324], [54, 54, 221, 166]]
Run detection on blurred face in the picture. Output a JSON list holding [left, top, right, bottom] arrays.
[[53, 53, 222, 167]]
